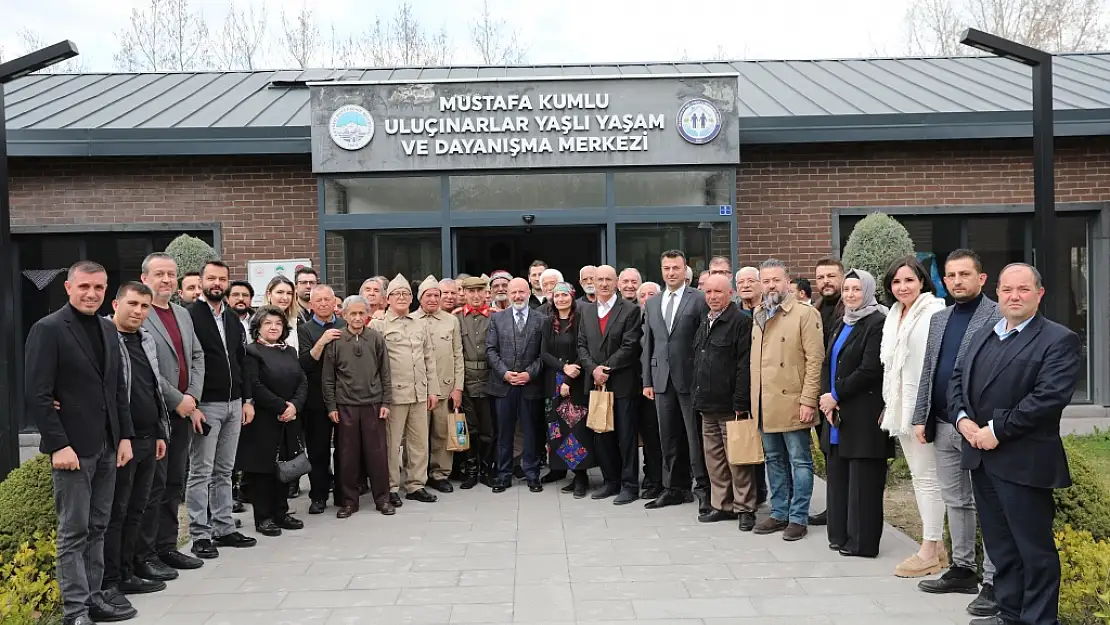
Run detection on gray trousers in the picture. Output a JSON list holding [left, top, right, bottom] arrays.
[[935, 420, 996, 583], [187, 401, 242, 541], [53, 442, 117, 620]]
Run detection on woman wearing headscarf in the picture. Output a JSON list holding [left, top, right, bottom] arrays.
[[817, 269, 892, 558], [540, 282, 594, 498]]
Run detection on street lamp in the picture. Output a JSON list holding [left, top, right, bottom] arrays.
[[959, 29, 1063, 323], [0, 41, 79, 479]]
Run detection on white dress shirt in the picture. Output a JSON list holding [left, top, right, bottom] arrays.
[[596, 293, 618, 318]]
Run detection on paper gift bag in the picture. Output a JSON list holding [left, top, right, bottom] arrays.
[[587, 385, 614, 433], [446, 411, 470, 452], [725, 415, 764, 465]]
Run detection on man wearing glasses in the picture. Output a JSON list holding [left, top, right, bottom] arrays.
[[294, 267, 319, 325]]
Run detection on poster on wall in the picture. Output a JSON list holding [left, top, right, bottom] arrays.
[[248, 259, 311, 307]]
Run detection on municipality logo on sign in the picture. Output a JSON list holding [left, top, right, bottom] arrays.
[[329, 105, 375, 150], [676, 98, 722, 145]]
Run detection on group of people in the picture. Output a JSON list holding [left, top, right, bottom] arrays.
[[30, 246, 1077, 625]]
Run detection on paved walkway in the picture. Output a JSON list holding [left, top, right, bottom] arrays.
[[127, 476, 980, 625]]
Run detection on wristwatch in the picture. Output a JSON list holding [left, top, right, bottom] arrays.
[[243, 399, 254, 406]]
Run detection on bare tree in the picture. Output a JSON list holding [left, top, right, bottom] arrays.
[[279, 2, 321, 68], [906, 0, 1110, 54], [348, 1, 452, 66], [470, 0, 527, 64], [16, 28, 87, 73], [115, 0, 210, 71], [213, 0, 268, 70]]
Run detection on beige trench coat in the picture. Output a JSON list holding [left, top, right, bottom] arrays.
[[750, 297, 825, 433]]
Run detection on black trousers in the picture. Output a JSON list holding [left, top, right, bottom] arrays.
[[104, 437, 157, 586], [303, 406, 335, 504], [825, 446, 887, 557], [140, 417, 190, 559], [596, 396, 639, 492], [972, 467, 1060, 625], [636, 394, 663, 490], [247, 471, 289, 525], [494, 389, 541, 481], [654, 386, 707, 496], [461, 393, 495, 473]]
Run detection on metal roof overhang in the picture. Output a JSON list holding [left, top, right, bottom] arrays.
[[8, 108, 1110, 157]]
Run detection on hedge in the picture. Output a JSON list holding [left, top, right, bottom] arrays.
[[0, 455, 55, 559]]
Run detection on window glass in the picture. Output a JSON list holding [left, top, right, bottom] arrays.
[[613, 170, 731, 207], [616, 223, 719, 286], [450, 173, 605, 210], [327, 229, 442, 299], [325, 177, 441, 214]]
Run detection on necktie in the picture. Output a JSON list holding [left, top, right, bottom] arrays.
[[515, 311, 525, 332], [664, 292, 676, 333]]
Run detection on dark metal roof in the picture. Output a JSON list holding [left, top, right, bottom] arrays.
[[8, 54, 1110, 156]]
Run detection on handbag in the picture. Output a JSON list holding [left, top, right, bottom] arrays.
[[587, 384, 614, 433], [275, 424, 311, 484], [446, 410, 471, 452], [725, 413, 765, 465]]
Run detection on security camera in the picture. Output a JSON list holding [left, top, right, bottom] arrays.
[[522, 214, 535, 224]]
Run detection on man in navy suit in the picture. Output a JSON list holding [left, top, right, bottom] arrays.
[[486, 277, 546, 493], [949, 263, 1079, 625]]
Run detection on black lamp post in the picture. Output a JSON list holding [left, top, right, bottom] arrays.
[[959, 28, 1063, 323], [0, 41, 79, 479]]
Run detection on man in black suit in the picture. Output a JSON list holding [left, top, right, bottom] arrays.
[[25, 261, 136, 625], [578, 264, 644, 505], [949, 263, 1079, 625]]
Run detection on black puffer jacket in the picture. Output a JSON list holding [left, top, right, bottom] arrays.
[[692, 303, 752, 417]]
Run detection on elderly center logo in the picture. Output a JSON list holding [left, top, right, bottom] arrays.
[[329, 105, 375, 150], [677, 98, 722, 145]]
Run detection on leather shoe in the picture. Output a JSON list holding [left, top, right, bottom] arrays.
[[460, 474, 480, 489], [119, 574, 166, 595], [838, 547, 875, 558], [389, 492, 404, 507], [101, 587, 133, 608], [641, 485, 663, 500], [698, 509, 738, 523], [159, 550, 203, 570], [256, 520, 282, 536], [376, 502, 396, 515], [560, 480, 576, 493], [591, 483, 620, 500], [808, 510, 828, 526], [541, 470, 567, 483], [527, 479, 543, 492], [190, 539, 219, 559], [644, 490, 686, 510], [89, 596, 138, 622], [427, 478, 454, 493], [405, 488, 438, 503], [613, 488, 639, 505], [278, 515, 304, 530], [967, 583, 1000, 617], [336, 506, 357, 519], [695, 491, 712, 515], [573, 479, 588, 499], [492, 479, 510, 493], [213, 531, 257, 548], [738, 511, 756, 532], [135, 558, 178, 581], [232, 501, 246, 514], [308, 500, 327, 514]]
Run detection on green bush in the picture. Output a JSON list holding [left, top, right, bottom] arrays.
[[164, 234, 219, 277], [0, 531, 60, 623], [1056, 438, 1110, 541], [1057, 526, 1110, 625], [0, 454, 56, 560], [810, 429, 826, 478], [840, 212, 915, 303]]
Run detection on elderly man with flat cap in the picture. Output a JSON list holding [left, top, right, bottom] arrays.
[[414, 275, 464, 494], [370, 274, 441, 506]]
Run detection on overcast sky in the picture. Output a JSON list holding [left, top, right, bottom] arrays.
[[0, 0, 922, 71]]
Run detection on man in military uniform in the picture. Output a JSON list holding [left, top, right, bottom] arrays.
[[370, 275, 441, 507], [455, 276, 496, 489], [414, 276, 464, 494]]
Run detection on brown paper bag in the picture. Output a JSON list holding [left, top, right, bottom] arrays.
[[446, 411, 470, 452], [587, 385, 614, 433], [726, 415, 764, 465]]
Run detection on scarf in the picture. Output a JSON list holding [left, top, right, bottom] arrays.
[[879, 292, 944, 436], [841, 269, 888, 326], [462, 304, 490, 317]]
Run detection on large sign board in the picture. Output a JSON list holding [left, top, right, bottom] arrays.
[[310, 76, 739, 173]]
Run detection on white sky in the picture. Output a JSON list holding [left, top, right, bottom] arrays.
[[0, 0, 918, 71]]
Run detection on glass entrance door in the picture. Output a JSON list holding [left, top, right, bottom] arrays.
[[453, 226, 605, 278]]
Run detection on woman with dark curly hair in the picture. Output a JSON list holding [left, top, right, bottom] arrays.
[[237, 305, 308, 537]]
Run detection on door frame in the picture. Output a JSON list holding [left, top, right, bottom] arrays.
[[450, 224, 609, 276]]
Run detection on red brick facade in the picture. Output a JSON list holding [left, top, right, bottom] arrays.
[[8, 138, 1110, 280]]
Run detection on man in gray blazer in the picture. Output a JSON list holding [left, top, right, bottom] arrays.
[[135, 253, 207, 579], [912, 249, 1001, 618], [642, 250, 711, 513]]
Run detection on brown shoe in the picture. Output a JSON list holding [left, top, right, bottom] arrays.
[[336, 506, 357, 519], [376, 502, 396, 516], [894, 553, 943, 578], [782, 523, 808, 541], [752, 517, 789, 535]]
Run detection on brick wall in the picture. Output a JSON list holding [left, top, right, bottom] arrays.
[[8, 155, 319, 277], [736, 137, 1110, 276]]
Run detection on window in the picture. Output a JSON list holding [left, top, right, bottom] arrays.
[[325, 176, 441, 214], [449, 172, 605, 210], [613, 170, 732, 207], [616, 223, 724, 285], [327, 229, 442, 298]]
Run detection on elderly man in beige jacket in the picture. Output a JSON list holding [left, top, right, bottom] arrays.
[[370, 274, 441, 507], [749, 258, 825, 542], [414, 275, 465, 493]]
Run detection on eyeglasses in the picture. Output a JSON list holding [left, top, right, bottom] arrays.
[[709, 270, 730, 276]]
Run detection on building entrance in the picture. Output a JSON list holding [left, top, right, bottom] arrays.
[[454, 226, 604, 279]]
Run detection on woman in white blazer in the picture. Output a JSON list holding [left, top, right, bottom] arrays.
[[879, 256, 947, 578]]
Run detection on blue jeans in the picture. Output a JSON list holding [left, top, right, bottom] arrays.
[[761, 429, 814, 525]]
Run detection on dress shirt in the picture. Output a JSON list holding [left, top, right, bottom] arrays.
[[596, 294, 618, 318], [207, 300, 228, 351], [955, 315, 1036, 439]]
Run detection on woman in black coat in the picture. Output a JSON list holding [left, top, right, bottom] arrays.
[[540, 282, 594, 498], [817, 269, 893, 558], [238, 305, 308, 537]]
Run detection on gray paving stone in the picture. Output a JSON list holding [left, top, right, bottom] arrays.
[[327, 605, 453, 624], [279, 588, 401, 608], [206, 609, 331, 625], [570, 581, 691, 601], [449, 602, 515, 623], [632, 597, 759, 619]]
